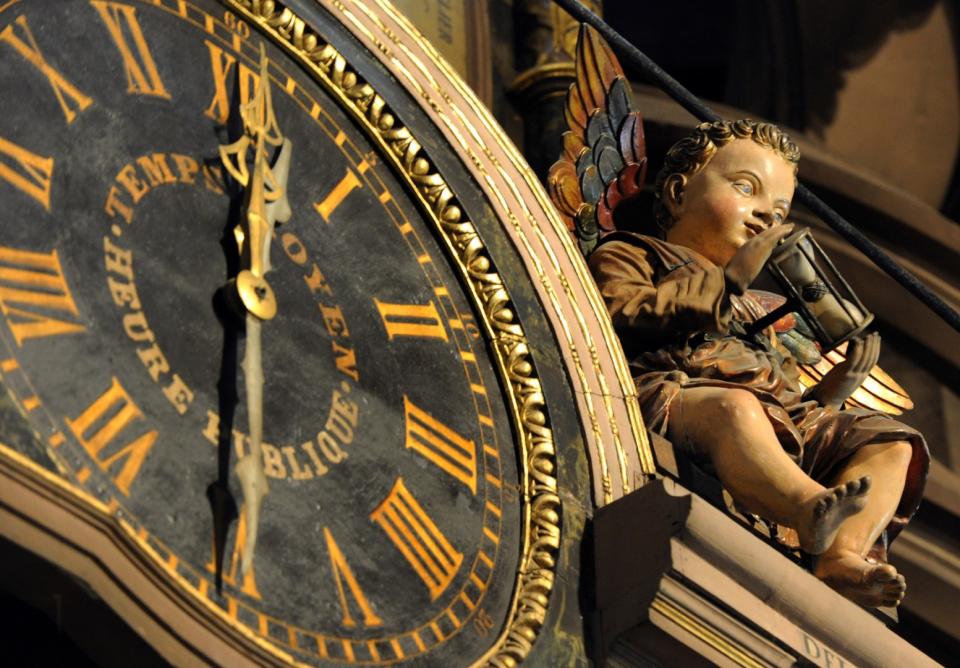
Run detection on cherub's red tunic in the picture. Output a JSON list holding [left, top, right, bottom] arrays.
[[589, 232, 929, 554]]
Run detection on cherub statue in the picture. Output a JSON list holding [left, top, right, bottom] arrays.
[[549, 26, 928, 608]]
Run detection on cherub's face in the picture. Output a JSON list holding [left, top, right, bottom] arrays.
[[664, 139, 796, 266]]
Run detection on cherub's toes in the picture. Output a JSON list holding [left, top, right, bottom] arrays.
[[813, 496, 833, 519], [843, 476, 869, 497], [867, 563, 899, 583]]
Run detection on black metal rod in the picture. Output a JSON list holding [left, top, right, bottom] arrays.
[[551, 0, 960, 336]]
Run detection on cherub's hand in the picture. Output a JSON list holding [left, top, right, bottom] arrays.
[[724, 224, 794, 295], [804, 332, 882, 409]]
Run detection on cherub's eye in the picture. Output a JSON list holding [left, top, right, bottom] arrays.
[[733, 181, 753, 196], [772, 212, 785, 224]]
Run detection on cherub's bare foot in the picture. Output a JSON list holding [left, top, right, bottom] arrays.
[[814, 551, 907, 607], [796, 477, 871, 555]]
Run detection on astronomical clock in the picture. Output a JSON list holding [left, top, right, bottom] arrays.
[[0, 0, 651, 665]]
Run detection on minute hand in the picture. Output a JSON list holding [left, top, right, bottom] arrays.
[[222, 44, 293, 577], [233, 143, 271, 578]]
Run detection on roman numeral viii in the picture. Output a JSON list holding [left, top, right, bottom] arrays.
[[0, 245, 85, 346], [66, 377, 158, 495], [371, 477, 463, 600], [404, 395, 477, 494], [91, 1, 170, 99]]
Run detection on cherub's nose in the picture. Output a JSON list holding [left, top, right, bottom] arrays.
[[753, 204, 779, 227]]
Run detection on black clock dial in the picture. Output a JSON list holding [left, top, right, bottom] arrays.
[[0, 1, 522, 664]]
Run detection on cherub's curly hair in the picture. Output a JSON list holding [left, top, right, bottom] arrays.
[[652, 119, 800, 234]]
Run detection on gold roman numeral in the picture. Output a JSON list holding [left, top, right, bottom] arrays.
[[66, 377, 157, 496], [314, 167, 362, 223], [90, 1, 170, 99], [374, 298, 448, 341], [0, 136, 53, 210], [206, 504, 262, 599], [0, 245, 84, 346], [371, 477, 462, 600], [0, 14, 93, 123], [323, 527, 382, 628], [404, 396, 477, 494], [203, 40, 258, 123]]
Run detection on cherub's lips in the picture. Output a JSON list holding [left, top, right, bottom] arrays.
[[744, 221, 765, 237]]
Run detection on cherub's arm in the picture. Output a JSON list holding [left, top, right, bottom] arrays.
[[588, 241, 731, 342]]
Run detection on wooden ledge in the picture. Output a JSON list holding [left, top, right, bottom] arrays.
[[589, 479, 937, 667]]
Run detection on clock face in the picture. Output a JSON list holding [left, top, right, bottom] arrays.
[[0, 0, 527, 664]]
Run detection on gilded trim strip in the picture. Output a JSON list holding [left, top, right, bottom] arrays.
[[650, 595, 766, 668]]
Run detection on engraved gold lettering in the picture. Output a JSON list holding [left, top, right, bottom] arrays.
[[203, 40, 257, 123], [303, 264, 332, 297], [202, 162, 224, 193], [301, 440, 330, 476], [262, 442, 286, 478], [374, 298, 448, 341], [117, 163, 148, 203], [135, 153, 176, 187], [66, 376, 157, 495], [91, 1, 170, 99], [280, 232, 307, 265], [331, 340, 358, 382], [0, 15, 93, 123], [0, 136, 53, 210], [282, 446, 313, 480], [105, 238, 191, 414], [122, 310, 152, 341], [103, 236, 134, 282], [201, 392, 356, 480], [320, 303, 349, 337], [317, 431, 347, 464], [0, 245, 84, 346], [314, 168, 362, 223], [171, 153, 198, 184], [162, 374, 193, 415], [104, 185, 133, 223], [107, 275, 140, 309], [202, 409, 219, 444], [324, 527, 382, 628], [371, 477, 463, 600], [403, 395, 477, 494], [136, 341, 169, 380]]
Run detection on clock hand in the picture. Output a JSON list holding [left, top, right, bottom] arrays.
[[219, 43, 291, 577]]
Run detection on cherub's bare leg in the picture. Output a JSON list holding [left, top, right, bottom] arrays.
[[668, 387, 869, 554], [814, 441, 912, 607]]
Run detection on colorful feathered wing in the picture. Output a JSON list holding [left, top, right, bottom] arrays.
[[548, 24, 647, 258]]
